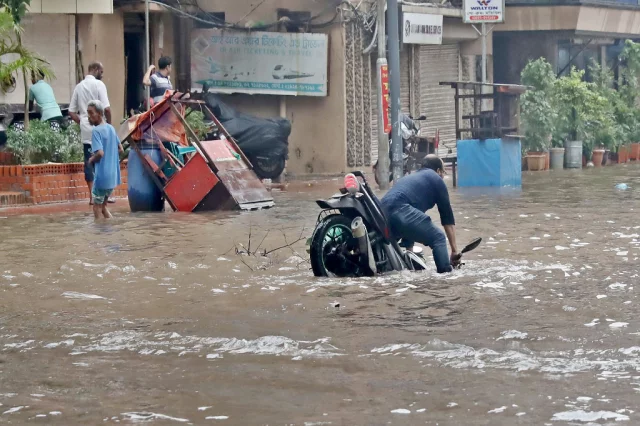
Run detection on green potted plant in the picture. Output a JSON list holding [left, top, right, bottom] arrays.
[[520, 59, 556, 171], [554, 68, 613, 168]]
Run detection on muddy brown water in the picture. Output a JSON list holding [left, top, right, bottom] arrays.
[[1, 165, 640, 425]]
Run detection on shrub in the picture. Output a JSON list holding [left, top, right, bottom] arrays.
[[6, 119, 83, 164]]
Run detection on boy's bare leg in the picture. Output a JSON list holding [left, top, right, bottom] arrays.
[[101, 200, 112, 219], [93, 203, 102, 220]]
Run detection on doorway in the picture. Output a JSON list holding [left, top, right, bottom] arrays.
[[124, 13, 147, 116]]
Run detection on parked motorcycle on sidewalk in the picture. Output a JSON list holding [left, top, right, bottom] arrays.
[[308, 172, 481, 278], [372, 113, 429, 186]]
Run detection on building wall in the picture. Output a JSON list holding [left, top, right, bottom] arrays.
[[493, 31, 565, 84], [0, 14, 75, 109], [181, 0, 347, 176], [77, 11, 126, 122]]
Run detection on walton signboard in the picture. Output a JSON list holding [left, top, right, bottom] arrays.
[[463, 0, 505, 23]]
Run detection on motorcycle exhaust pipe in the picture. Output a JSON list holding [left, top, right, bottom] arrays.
[[351, 217, 377, 275]]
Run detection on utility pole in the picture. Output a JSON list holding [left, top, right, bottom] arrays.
[[387, 0, 403, 183], [145, 0, 151, 111], [375, 0, 389, 189], [481, 23, 487, 83]]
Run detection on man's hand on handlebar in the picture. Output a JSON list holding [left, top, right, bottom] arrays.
[[450, 252, 461, 268]]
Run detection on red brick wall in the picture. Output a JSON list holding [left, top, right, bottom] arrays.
[[0, 163, 128, 205]]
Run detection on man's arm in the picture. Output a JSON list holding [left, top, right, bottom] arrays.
[[88, 149, 104, 165], [69, 88, 80, 124], [28, 88, 34, 111], [97, 82, 111, 124], [434, 178, 458, 255], [90, 129, 104, 165], [69, 111, 81, 124], [143, 65, 155, 86]]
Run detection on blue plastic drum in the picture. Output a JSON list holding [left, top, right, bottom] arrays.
[[127, 144, 164, 212]]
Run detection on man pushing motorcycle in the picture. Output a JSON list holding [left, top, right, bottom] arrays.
[[381, 154, 458, 273]]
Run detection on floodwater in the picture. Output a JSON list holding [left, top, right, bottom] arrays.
[[1, 165, 640, 425]]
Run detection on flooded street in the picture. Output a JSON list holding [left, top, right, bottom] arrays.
[[1, 165, 640, 425]]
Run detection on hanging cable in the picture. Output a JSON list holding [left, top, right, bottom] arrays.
[[362, 17, 378, 54]]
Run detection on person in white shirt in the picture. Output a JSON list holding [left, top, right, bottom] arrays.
[[69, 62, 112, 204]]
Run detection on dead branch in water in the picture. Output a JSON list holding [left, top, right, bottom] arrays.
[[230, 227, 310, 271]]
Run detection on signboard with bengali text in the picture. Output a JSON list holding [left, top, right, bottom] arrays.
[[191, 29, 329, 97], [380, 64, 391, 134]]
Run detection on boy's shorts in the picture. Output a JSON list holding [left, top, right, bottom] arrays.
[[92, 187, 114, 205]]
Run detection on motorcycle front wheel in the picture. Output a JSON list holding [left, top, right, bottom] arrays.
[[252, 155, 286, 180], [310, 215, 361, 277]]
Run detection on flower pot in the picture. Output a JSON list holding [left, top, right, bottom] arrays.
[[619, 145, 628, 163], [592, 149, 605, 168], [545, 152, 550, 170], [526, 153, 547, 171], [550, 147, 565, 170], [631, 143, 640, 161]]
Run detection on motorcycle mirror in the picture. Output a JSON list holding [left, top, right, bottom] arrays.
[[416, 115, 427, 121]]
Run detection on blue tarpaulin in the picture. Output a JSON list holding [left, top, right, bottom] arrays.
[[457, 138, 522, 187]]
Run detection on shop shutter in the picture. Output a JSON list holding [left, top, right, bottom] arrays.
[[418, 44, 459, 157]]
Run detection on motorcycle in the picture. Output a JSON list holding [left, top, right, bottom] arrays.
[[309, 171, 481, 278], [372, 113, 428, 186], [203, 93, 290, 180]]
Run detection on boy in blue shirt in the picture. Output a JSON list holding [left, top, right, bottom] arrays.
[[86, 100, 123, 219]]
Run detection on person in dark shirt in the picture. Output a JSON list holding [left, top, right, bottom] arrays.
[[381, 155, 458, 273], [143, 56, 173, 105]]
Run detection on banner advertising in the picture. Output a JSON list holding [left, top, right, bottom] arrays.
[[191, 29, 329, 97]]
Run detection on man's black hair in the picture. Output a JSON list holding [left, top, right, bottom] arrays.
[[421, 154, 444, 172], [158, 56, 172, 70]]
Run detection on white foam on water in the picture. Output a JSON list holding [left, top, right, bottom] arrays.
[[62, 292, 105, 300], [206, 353, 223, 359], [555, 246, 569, 251], [551, 410, 629, 422], [205, 416, 229, 420], [390, 409, 411, 414], [30, 394, 45, 398], [121, 412, 189, 423], [609, 283, 627, 290], [211, 289, 226, 294], [3, 406, 24, 414], [597, 295, 608, 299], [488, 406, 507, 414], [416, 408, 426, 413], [497, 330, 528, 340], [61, 331, 342, 360], [447, 402, 458, 408], [49, 411, 61, 416], [198, 407, 211, 411], [369, 338, 640, 387], [575, 397, 592, 403], [610, 322, 629, 329]]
